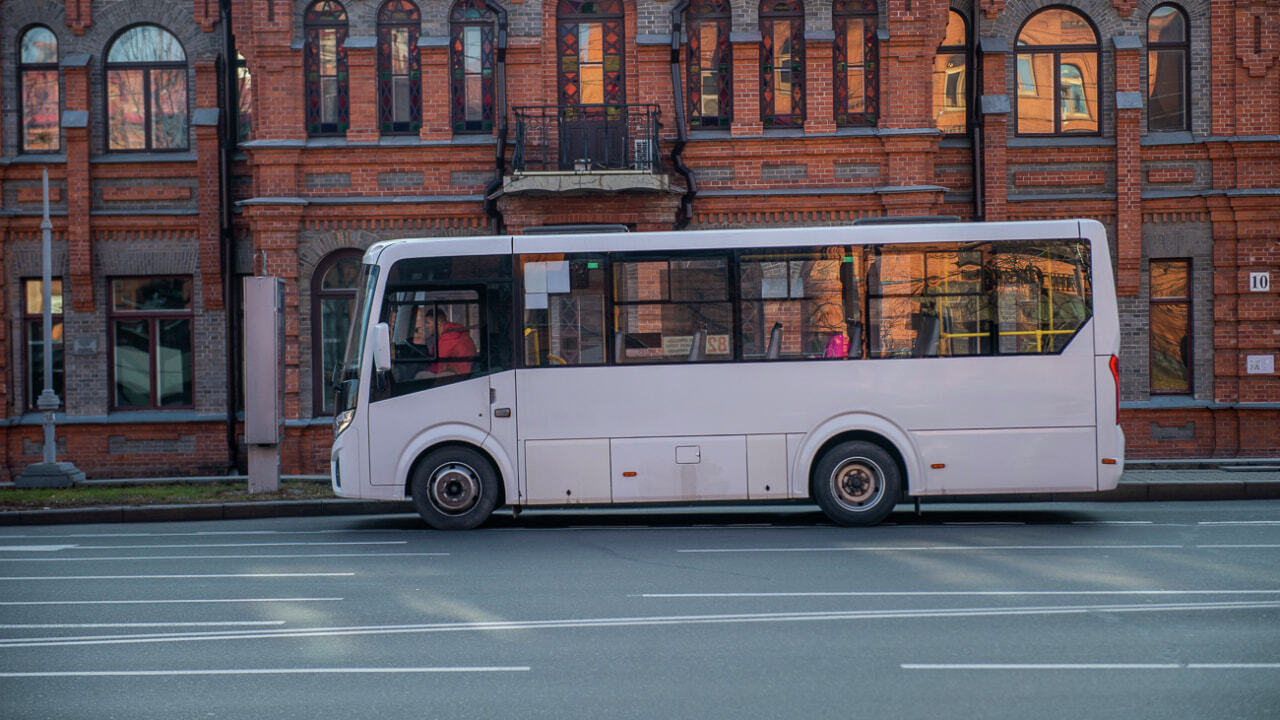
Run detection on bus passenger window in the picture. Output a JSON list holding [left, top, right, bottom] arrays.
[[738, 247, 851, 360], [613, 254, 732, 363], [521, 256, 606, 366], [380, 288, 483, 395]]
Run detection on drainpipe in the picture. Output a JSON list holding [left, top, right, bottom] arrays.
[[669, 1, 697, 230], [970, 9, 985, 222], [220, 0, 240, 472], [483, 1, 509, 234]]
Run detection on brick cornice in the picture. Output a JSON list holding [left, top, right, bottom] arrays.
[[1236, 3, 1280, 78]]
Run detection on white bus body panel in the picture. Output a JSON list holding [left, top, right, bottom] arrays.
[[525, 438, 612, 503], [1082, 219, 1125, 491], [610, 436, 748, 502]]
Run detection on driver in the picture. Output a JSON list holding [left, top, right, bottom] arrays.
[[418, 306, 476, 379]]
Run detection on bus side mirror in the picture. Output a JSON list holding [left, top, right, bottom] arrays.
[[373, 322, 392, 373]]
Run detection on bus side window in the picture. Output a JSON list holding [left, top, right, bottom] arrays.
[[613, 253, 732, 364], [521, 255, 606, 367], [738, 247, 850, 361], [379, 288, 484, 397]]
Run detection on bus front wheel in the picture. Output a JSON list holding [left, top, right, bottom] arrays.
[[812, 441, 901, 526], [409, 446, 499, 530]]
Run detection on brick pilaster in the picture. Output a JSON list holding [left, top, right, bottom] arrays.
[[805, 35, 836, 134], [62, 55, 93, 313], [65, 0, 92, 35], [1114, 37, 1142, 297], [345, 39, 378, 143], [978, 38, 1008, 222], [421, 42, 452, 141], [731, 36, 763, 136]]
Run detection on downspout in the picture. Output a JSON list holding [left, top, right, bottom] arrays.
[[669, 1, 697, 230], [219, 0, 241, 471], [483, 1, 509, 234], [970, 9, 985, 222]]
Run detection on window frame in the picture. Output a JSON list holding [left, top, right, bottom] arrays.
[[449, 0, 497, 133], [378, 0, 422, 135], [304, 0, 350, 137], [933, 9, 968, 136], [104, 24, 189, 152], [1014, 7, 1101, 137], [686, 0, 733, 129], [107, 276, 195, 411], [1146, 3, 1190, 133], [22, 278, 64, 411], [311, 249, 364, 416], [1149, 258, 1192, 396], [759, 0, 805, 128], [18, 24, 61, 154], [833, 0, 878, 127]]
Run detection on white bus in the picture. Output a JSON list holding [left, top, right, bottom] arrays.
[[330, 220, 1124, 529]]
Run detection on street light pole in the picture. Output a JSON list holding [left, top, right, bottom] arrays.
[[16, 168, 84, 488]]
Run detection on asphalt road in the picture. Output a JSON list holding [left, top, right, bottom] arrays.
[[1, 501, 1278, 720]]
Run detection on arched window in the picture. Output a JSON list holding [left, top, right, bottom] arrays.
[[1015, 7, 1099, 135], [760, 0, 804, 127], [450, 0, 496, 133], [305, 0, 349, 136], [687, 0, 732, 128], [312, 250, 363, 415], [933, 9, 968, 135], [833, 0, 877, 127], [557, 0, 625, 108], [236, 52, 252, 143], [19, 26, 60, 152], [1147, 4, 1188, 132], [378, 0, 421, 135], [106, 25, 187, 151]]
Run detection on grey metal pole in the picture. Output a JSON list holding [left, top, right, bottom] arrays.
[[37, 168, 58, 463]]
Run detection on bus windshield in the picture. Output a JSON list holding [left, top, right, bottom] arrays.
[[335, 263, 379, 416]]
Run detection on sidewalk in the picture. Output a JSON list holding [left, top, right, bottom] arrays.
[[1, 461, 1277, 526]]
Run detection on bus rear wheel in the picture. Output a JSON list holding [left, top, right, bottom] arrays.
[[812, 440, 901, 526], [410, 446, 499, 530]]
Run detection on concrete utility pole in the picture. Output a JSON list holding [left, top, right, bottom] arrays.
[[16, 169, 84, 487]]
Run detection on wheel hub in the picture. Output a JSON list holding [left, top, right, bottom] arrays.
[[430, 462, 481, 515], [831, 458, 883, 510]]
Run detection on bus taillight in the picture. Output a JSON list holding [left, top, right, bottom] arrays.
[[1109, 355, 1120, 422]]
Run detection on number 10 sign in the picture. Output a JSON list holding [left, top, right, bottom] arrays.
[[1249, 272, 1270, 292]]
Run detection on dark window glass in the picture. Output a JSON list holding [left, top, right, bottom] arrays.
[[110, 277, 194, 408], [687, 0, 732, 128], [760, 0, 805, 127], [932, 10, 967, 135], [305, 1, 349, 136], [106, 25, 187, 150], [236, 52, 252, 143], [450, 0, 496, 132], [1150, 259, 1191, 394], [1015, 8, 1099, 136], [23, 279, 64, 409], [1147, 5, 1189, 131], [522, 255, 608, 367], [313, 251, 363, 415], [20, 26, 60, 152], [380, 289, 484, 396], [378, 0, 421, 134], [613, 254, 732, 363], [833, 0, 877, 127]]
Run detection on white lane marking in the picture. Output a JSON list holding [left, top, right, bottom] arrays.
[[0, 545, 79, 552], [677, 544, 1184, 553], [904, 663, 1183, 670], [0, 622, 286, 629], [0, 573, 356, 581], [638, 590, 1280, 599], [942, 522, 1026, 526], [903, 663, 1280, 671], [77, 541, 408, 549], [0, 598, 343, 606], [1197, 545, 1280, 549], [1199, 521, 1280, 526], [0, 666, 530, 678], [3, 600, 1277, 649], [0, 552, 445, 563], [1071, 521, 1154, 525], [0, 530, 417, 539]]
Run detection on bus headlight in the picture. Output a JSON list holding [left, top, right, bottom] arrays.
[[334, 409, 355, 437]]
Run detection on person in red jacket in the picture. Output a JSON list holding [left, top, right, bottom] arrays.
[[422, 307, 476, 378]]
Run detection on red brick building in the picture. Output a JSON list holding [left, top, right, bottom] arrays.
[[1, 0, 1276, 479]]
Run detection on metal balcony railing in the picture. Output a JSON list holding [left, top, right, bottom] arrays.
[[512, 104, 662, 173]]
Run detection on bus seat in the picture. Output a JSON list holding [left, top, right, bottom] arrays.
[[614, 333, 625, 364], [766, 322, 783, 360], [914, 315, 940, 357], [688, 330, 706, 362]]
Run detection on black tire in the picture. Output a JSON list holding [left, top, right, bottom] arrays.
[[811, 440, 902, 526], [409, 446, 500, 530]]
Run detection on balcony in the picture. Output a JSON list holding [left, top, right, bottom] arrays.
[[502, 104, 670, 196]]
